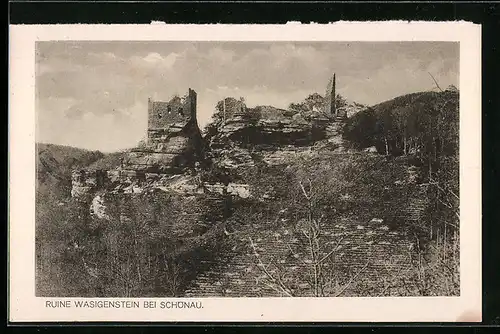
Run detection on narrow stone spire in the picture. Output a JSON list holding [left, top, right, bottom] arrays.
[[331, 73, 336, 117], [326, 73, 336, 117]]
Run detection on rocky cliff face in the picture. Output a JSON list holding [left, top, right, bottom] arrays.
[[217, 106, 332, 146], [70, 75, 371, 201], [338, 100, 368, 119], [207, 105, 350, 170], [71, 169, 108, 199], [71, 89, 365, 214]]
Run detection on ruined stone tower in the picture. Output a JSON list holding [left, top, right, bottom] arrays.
[[124, 88, 204, 173], [325, 73, 336, 117], [71, 88, 205, 199], [147, 88, 197, 146]]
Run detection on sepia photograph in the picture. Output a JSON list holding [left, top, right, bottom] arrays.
[[9, 23, 481, 322], [35, 40, 460, 298]]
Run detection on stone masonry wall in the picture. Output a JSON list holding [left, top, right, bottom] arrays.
[[148, 89, 197, 133]]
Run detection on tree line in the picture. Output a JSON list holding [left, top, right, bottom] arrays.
[[343, 90, 459, 164]]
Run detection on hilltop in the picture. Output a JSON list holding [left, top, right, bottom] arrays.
[[36, 143, 104, 199], [343, 89, 459, 157]]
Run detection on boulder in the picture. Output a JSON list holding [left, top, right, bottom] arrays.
[[90, 194, 111, 220]]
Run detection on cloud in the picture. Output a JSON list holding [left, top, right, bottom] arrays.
[[207, 47, 236, 63], [35, 41, 459, 151], [130, 52, 180, 70], [337, 53, 459, 105], [88, 51, 118, 62], [143, 52, 164, 63], [37, 63, 55, 76], [37, 97, 147, 152], [64, 105, 86, 120]]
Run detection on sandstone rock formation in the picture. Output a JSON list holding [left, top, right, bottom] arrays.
[[217, 105, 332, 147], [71, 78, 365, 203], [90, 194, 111, 221], [71, 169, 108, 199], [71, 88, 252, 201], [63, 75, 440, 298], [207, 103, 348, 171]]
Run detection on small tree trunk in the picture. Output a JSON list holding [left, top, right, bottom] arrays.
[[443, 223, 447, 261], [147, 249, 151, 273], [428, 153, 432, 180], [436, 228, 440, 248]]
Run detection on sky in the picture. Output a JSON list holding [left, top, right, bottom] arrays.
[[36, 41, 459, 152]]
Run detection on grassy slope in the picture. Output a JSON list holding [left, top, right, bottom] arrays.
[[185, 152, 427, 297]]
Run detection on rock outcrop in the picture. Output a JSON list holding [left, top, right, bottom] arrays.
[[71, 169, 108, 199], [338, 100, 368, 119], [71, 82, 365, 207], [207, 103, 349, 172], [71, 89, 212, 200], [90, 194, 111, 221], [217, 105, 333, 147], [64, 75, 440, 298]]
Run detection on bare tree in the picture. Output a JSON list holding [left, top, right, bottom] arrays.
[[428, 72, 443, 92], [249, 178, 368, 297]]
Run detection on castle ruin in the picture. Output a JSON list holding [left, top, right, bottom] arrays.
[[72, 88, 205, 199], [124, 88, 204, 173], [71, 75, 352, 199], [147, 89, 198, 147]]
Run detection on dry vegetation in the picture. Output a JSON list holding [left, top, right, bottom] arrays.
[[35, 89, 459, 297]]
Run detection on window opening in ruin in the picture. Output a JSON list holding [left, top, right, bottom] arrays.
[[167, 106, 172, 114], [178, 107, 184, 116], [158, 112, 162, 119]]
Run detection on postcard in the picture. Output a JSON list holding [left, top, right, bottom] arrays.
[[9, 22, 481, 322]]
